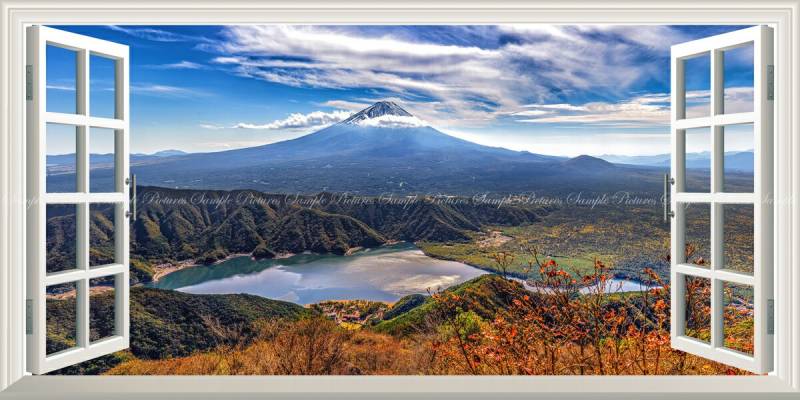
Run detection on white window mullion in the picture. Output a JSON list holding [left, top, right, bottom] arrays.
[[753, 24, 775, 375], [115, 35, 131, 347], [709, 46, 724, 351], [24, 24, 47, 376], [670, 49, 685, 344], [710, 203, 724, 349]]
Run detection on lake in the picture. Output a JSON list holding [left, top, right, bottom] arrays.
[[518, 277, 658, 294], [152, 242, 487, 305], [152, 242, 652, 305]]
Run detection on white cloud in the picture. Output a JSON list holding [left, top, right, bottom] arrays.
[[204, 25, 702, 131], [198, 123, 227, 130], [355, 115, 428, 129], [207, 26, 674, 128], [511, 109, 553, 117], [233, 110, 352, 130]]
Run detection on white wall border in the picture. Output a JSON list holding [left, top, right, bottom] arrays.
[[0, 1, 798, 398]]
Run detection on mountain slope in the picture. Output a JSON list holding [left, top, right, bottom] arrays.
[[373, 274, 528, 336], [266, 208, 386, 255]]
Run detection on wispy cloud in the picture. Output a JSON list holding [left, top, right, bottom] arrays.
[[231, 110, 352, 130], [107, 25, 211, 43], [146, 60, 207, 70], [521, 103, 586, 111], [132, 84, 208, 98], [515, 87, 753, 126], [319, 100, 371, 111], [46, 84, 75, 91], [517, 93, 670, 126]]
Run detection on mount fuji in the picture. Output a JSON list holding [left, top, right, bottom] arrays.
[[51, 101, 671, 195]]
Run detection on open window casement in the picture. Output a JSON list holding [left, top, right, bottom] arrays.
[[670, 25, 773, 374], [26, 25, 130, 374]]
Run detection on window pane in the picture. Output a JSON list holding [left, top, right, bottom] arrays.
[[90, 54, 117, 118], [683, 53, 710, 119], [723, 124, 754, 193], [723, 282, 754, 355], [90, 276, 117, 342], [723, 204, 754, 275], [723, 43, 754, 114], [89, 128, 117, 193], [46, 44, 77, 114], [684, 276, 711, 343], [46, 123, 77, 193], [682, 203, 711, 268], [684, 127, 711, 193], [46, 281, 78, 355], [46, 204, 78, 274], [90, 203, 117, 267]]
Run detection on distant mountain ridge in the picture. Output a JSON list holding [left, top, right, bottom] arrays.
[[47, 149, 189, 169], [560, 155, 616, 171], [599, 151, 754, 172]]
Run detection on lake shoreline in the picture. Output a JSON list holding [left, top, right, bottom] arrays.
[[152, 242, 484, 305], [417, 244, 656, 294], [148, 242, 654, 305]]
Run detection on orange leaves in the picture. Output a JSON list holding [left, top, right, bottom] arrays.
[[654, 299, 667, 313]]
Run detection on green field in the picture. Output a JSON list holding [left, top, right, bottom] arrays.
[[419, 203, 671, 281]]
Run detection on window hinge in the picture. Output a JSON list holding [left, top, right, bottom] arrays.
[[767, 299, 775, 335], [767, 65, 774, 101], [26, 65, 33, 101], [26, 299, 33, 334]]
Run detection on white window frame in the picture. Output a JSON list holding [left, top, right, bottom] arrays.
[[670, 25, 773, 374], [0, 0, 798, 398], [25, 25, 131, 375]]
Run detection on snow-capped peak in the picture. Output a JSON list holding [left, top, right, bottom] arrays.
[[341, 101, 428, 128]]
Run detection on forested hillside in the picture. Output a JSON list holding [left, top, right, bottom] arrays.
[[47, 186, 549, 284]]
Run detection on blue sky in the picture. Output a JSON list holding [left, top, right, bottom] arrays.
[[46, 25, 754, 156]]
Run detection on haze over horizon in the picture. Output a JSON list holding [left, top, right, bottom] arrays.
[[47, 24, 756, 157]]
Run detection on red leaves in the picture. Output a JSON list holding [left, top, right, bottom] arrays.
[[425, 256, 749, 375]]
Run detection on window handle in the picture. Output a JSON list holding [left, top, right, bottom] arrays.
[[663, 173, 674, 223], [126, 174, 136, 221]]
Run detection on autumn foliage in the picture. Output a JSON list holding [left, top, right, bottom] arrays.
[[108, 250, 753, 376]]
